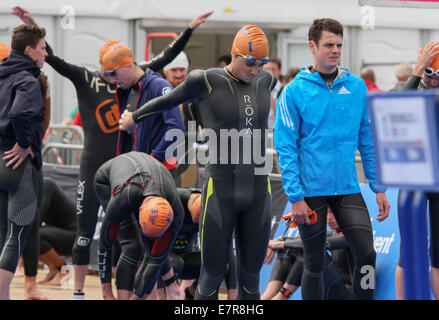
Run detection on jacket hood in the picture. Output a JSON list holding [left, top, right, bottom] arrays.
[[296, 65, 349, 87], [140, 67, 163, 87], [0, 50, 40, 78]]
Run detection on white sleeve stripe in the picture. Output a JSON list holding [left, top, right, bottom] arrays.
[[280, 91, 294, 129]]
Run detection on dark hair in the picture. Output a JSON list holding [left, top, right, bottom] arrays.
[[11, 24, 46, 53], [217, 54, 231, 65], [308, 18, 343, 45], [268, 57, 282, 70], [284, 67, 300, 82]]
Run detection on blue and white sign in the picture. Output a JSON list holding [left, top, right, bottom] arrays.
[[368, 90, 439, 191]]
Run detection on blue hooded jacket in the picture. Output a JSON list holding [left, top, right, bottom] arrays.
[[116, 68, 185, 167], [0, 50, 45, 169], [274, 66, 385, 203]]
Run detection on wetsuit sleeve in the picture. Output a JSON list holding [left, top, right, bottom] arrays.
[[141, 28, 193, 72], [273, 84, 305, 203], [45, 43, 86, 84], [132, 69, 208, 123], [9, 77, 43, 148], [357, 83, 386, 193], [283, 237, 304, 252], [326, 232, 349, 251], [402, 75, 421, 90], [177, 188, 192, 207]]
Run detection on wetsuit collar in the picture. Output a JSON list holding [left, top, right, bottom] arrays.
[[224, 66, 244, 83]]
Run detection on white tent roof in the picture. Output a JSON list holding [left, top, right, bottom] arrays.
[[1, 0, 439, 30]]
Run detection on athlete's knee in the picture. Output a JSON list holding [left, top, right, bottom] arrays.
[[72, 235, 92, 265], [196, 268, 224, 299], [238, 267, 260, 300]]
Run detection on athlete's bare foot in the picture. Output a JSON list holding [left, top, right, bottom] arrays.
[[38, 267, 58, 284], [45, 271, 65, 286], [24, 278, 49, 300], [166, 282, 185, 300]]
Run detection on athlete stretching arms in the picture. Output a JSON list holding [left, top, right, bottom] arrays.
[[119, 25, 276, 299]]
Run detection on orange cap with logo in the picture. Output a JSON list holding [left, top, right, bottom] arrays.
[[232, 25, 269, 60], [102, 43, 135, 73], [139, 196, 173, 238], [0, 43, 11, 62], [99, 39, 120, 64]]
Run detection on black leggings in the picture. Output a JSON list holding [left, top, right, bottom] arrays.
[[397, 191, 439, 268], [195, 166, 271, 300], [0, 154, 41, 274], [298, 193, 375, 300]]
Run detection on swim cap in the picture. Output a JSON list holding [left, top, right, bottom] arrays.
[[231, 25, 269, 60], [99, 39, 119, 64], [429, 54, 439, 72], [0, 43, 11, 62], [102, 43, 135, 73], [139, 196, 173, 238], [188, 193, 202, 223]]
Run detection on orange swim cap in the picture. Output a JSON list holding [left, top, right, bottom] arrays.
[[429, 54, 439, 72], [232, 25, 269, 60], [139, 196, 173, 238], [102, 43, 135, 73], [188, 193, 202, 223], [0, 43, 11, 62], [99, 39, 119, 64]]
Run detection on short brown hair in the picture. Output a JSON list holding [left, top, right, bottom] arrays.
[[11, 24, 46, 53], [308, 18, 343, 45]]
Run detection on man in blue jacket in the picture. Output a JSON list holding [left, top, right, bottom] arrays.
[[274, 18, 390, 300], [103, 44, 185, 176]]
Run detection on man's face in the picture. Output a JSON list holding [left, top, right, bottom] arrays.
[[231, 55, 264, 83], [310, 31, 342, 73], [264, 61, 281, 80], [26, 38, 48, 69], [423, 73, 439, 89], [164, 67, 188, 88], [106, 65, 135, 89]]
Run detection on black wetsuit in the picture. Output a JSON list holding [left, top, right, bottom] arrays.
[[39, 178, 76, 255], [44, 27, 194, 267], [166, 188, 237, 290], [94, 152, 184, 297], [271, 230, 353, 299], [131, 67, 277, 299]]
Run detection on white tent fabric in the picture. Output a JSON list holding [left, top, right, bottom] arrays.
[[1, 0, 439, 29]]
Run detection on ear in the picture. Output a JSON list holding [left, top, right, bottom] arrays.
[[24, 45, 32, 57], [309, 40, 317, 54]]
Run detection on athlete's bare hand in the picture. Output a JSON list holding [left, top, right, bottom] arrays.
[[119, 110, 136, 133], [413, 41, 439, 77], [188, 10, 214, 29], [376, 192, 390, 222], [291, 200, 312, 225], [264, 240, 284, 265], [3, 143, 34, 170], [12, 6, 37, 25]]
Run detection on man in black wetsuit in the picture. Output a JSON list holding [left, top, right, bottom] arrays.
[[93, 152, 184, 300], [13, 6, 213, 299], [119, 25, 277, 300]]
